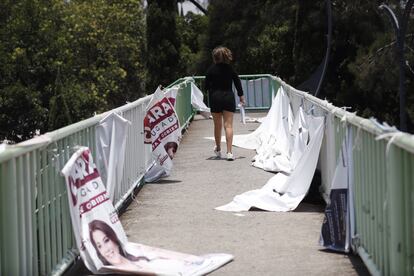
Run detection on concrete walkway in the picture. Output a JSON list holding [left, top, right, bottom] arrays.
[[120, 113, 370, 276]]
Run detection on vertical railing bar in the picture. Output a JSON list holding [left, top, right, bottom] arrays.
[[353, 125, 362, 251], [362, 133, 369, 252], [381, 139, 390, 275], [61, 137, 71, 258], [373, 136, 380, 268], [369, 133, 375, 257], [55, 140, 63, 261], [23, 153, 35, 275], [48, 147, 58, 269], [403, 151, 411, 275], [16, 156, 27, 276], [252, 77, 257, 107], [370, 136, 377, 268], [37, 150, 46, 275], [260, 77, 264, 107], [30, 150, 39, 275], [375, 140, 386, 272], [41, 150, 52, 274]]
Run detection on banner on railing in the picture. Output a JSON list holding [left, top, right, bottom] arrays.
[[61, 147, 233, 275], [144, 86, 181, 182], [95, 112, 130, 202]]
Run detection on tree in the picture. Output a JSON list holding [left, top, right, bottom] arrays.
[[0, 0, 147, 142], [146, 0, 182, 90]]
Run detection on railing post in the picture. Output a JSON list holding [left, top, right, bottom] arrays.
[[387, 144, 405, 275], [0, 160, 21, 275]]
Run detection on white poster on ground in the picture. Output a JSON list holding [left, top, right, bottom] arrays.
[[144, 87, 181, 182], [233, 86, 293, 174], [61, 147, 233, 275], [95, 112, 130, 201]]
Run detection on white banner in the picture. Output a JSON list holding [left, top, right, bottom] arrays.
[[61, 147, 233, 275], [95, 112, 130, 201], [218, 86, 326, 212]]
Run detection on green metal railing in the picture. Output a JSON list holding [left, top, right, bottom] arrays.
[[273, 76, 414, 276], [1, 74, 413, 275], [191, 74, 275, 110], [0, 79, 195, 276]]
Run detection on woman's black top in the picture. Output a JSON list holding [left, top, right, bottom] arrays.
[[205, 63, 244, 113]]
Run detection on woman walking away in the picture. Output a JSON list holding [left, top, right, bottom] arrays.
[[205, 46, 245, 161]]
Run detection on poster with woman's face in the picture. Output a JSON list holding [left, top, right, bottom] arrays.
[[62, 147, 233, 275], [144, 87, 181, 175]]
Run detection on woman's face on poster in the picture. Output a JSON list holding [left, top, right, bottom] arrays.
[[92, 229, 122, 265]]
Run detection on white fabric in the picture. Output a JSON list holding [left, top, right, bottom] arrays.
[[233, 86, 293, 153], [216, 114, 325, 212], [190, 82, 211, 119], [95, 112, 130, 201], [319, 112, 336, 202]]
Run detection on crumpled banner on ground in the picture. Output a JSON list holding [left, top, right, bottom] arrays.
[[61, 147, 233, 275], [217, 86, 325, 212]]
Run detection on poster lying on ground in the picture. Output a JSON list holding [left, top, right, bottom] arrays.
[[61, 147, 233, 275], [218, 85, 325, 212], [320, 127, 354, 253], [144, 86, 181, 182]]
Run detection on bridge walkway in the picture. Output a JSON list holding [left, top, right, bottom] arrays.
[[120, 113, 369, 276]]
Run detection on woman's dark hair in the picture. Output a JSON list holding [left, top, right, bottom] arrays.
[[89, 220, 126, 265], [212, 46, 233, 64], [89, 220, 150, 265]]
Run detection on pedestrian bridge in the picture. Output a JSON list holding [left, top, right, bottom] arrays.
[[0, 75, 413, 275]]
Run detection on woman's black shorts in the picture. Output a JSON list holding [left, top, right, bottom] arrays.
[[209, 90, 236, 113]]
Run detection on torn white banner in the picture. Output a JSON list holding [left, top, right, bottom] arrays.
[[233, 86, 293, 156], [216, 114, 324, 212], [95, 112, 130, 201], [190, 82, 211, 119]]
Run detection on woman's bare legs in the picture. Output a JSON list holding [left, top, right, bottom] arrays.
[[223, 110, 234, 154], [211, 112, 223, 151]]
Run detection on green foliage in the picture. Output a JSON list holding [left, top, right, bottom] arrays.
[[146, 0, 182, 90], [0, 0, 147, 142], [177, 12, 208, 76]]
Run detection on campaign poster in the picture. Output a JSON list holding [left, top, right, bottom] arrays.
[[319, 127, 354, 253], [144, 87, 181, 181], [61, 147, 233, 275]]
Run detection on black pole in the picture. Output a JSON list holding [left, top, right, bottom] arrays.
[[314, 0, 332, 98], [379, 1, 414, 132], [187, 0, 207, 15]]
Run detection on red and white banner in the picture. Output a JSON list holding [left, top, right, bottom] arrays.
[[61, 147, 233, 275], [144, 86, 181, 181]]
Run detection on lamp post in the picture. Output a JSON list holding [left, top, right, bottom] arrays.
[[379, 1, 414, 132]]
